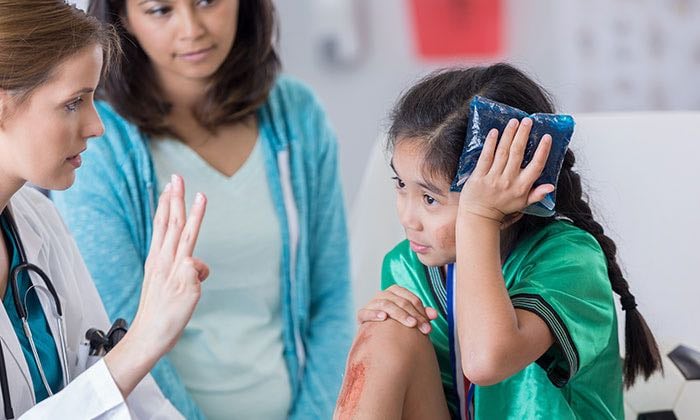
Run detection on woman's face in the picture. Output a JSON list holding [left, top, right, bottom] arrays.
[[0, 44, 104, 191], [124, 0, 239, 88]]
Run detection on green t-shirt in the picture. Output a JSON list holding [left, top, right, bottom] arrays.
[[381, 220, 624, 419]]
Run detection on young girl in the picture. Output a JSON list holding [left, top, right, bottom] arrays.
[[337, 64, 662, 419]]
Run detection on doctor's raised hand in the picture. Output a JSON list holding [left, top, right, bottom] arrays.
[[104, 174, 208, 398], [0, 1, 216, 417]]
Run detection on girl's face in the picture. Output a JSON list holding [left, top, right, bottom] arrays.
[[391, 140, 460, 267], [0, 45, 104, 191], [124, 0, 239, 88]]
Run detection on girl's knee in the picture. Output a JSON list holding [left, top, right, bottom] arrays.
[[348, 320, 433, 369], [336, 321, 443, 419]]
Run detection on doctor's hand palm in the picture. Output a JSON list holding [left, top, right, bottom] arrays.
[[133, 174, 209, 354]]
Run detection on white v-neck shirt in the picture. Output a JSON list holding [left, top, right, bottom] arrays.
[[150, 137, 291, 419]]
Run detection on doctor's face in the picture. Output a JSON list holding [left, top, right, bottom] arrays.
[[392, 140, 460, 267], [123, 0, 239, 89], [0, 44, 104, 191]]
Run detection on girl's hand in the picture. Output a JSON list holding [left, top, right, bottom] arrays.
[[105, 174, 208, 397], [458, 118, 553, 223], [356, 285, 437, 335]]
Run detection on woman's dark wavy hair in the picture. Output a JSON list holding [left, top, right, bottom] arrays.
[[88, 0, 280, 137], [388, 63, 662, 388]]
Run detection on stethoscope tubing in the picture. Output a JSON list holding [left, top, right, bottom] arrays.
[[0, 209, 70, 418]]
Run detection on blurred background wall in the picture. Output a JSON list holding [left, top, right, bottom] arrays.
[[275, 0, 700, 203]]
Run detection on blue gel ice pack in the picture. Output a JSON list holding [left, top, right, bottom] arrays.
[[451, 96, 575, 217]]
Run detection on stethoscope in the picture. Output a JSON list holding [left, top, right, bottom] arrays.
[[0, 208, 70, 419]]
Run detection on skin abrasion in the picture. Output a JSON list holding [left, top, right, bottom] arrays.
[[335, 327, 373, 418], [336, 361, 367, 418]]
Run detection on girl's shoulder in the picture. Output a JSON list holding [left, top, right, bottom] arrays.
[[383, 240, 416, 266], [507, 220, 607, 274], [381, 241, 447, 317], [522, 220, 602, 254], [381, 240, 427, 288]]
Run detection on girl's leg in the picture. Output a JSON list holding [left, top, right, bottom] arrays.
[[334, 320, 450, 420]]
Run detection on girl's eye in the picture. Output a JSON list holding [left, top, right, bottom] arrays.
[[392, 177, 406, 189], [146, 5, 171, 16], [423, 194, 436, 205], [65, 97, 84, 113], [196, 0, 215, 6]]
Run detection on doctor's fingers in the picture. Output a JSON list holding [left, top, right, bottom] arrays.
[[153, 257, 205, 351], [160, 175, 188, 260], [190, 256, 210, 282], [141, 183, 173, 304], [146, 183, 173, 268], [174, 192, 207, 263]]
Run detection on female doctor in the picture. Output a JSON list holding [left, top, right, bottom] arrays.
[[0, 1, 208, 418]]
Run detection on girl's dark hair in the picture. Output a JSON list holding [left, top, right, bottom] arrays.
[[87, 0, 280, 137], [388, 63, 662, 388]]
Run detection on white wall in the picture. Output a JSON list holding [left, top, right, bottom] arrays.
[[573, 113, 700, 348]]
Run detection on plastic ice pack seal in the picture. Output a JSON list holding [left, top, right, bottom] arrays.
[[450, 96, 575, 217]]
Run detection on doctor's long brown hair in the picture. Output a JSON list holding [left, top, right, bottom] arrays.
[[0, 0, 117, 110]]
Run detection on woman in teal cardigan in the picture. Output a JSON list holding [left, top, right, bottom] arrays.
[[53, 1, 353, 418]]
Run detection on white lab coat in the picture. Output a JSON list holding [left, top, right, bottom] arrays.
[[0, 187, 183, 419]]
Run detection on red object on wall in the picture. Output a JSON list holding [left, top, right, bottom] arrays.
[[408, 0, 503, 59]]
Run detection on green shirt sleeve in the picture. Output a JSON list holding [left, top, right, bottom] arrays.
[[381, 241, 418, 291], [380, 241, 436, 309], [504, 222, 616, 387]]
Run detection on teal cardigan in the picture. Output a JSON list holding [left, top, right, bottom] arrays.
[[53, 76, 353, 419]]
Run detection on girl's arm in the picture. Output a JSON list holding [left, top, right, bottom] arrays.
[[455, 118, 554, 385]]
